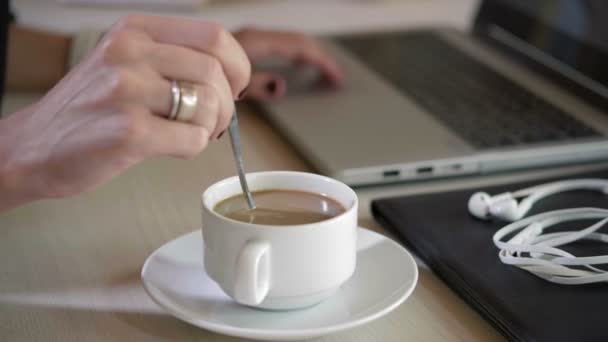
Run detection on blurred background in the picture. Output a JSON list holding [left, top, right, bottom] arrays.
[[5, 0, 477, 113], [12, 0, 476, 35]]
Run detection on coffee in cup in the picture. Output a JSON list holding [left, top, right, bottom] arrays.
[[214, 189, 346, 225]]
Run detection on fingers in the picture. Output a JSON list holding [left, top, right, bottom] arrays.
[[235, 29, 343, 86], [144, 42, 235, 138], [140, 112, 211, 159], [117, 14, 251, 98], [108, 74, 230, 141], [98, 21, 240, 139], [247, 72, 286, 101], [96, 103, 211, 160]]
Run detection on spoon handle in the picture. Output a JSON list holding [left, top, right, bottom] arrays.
[[228, 112, 256, 209]]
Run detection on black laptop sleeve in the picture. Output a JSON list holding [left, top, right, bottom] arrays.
[[371, 170, 608, 342]]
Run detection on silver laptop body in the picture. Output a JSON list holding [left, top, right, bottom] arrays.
[[260, 1, 608, 186]]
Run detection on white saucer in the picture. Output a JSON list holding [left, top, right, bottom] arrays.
[[141, 227, 418, 341]]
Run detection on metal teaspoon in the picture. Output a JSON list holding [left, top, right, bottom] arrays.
[[227, 111, 256, 210]]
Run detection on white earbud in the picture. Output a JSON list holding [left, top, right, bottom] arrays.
[[468, 179, 608, 222], [487, 194, 520, 221], [468, 192, 521, 221], [467, 192, 493, 219]]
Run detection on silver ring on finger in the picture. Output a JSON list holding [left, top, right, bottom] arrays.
[[168, 80, 181, 120], [175, 81, 198, 123]]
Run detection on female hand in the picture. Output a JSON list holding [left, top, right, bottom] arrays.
[[0, 15, 250, 209], [234, 28, 344, 101]]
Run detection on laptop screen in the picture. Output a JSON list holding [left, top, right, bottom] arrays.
[[474, 0, 608, 106]]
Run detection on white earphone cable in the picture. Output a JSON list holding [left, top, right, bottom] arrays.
[[468, 180, 608, 285]]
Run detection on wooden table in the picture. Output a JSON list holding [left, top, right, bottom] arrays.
[[3, 1, 607, 341], [4, 101, 608, 341]]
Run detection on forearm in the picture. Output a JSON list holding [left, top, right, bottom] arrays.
[[0, 105, 43, 211], [6, 25, 71, 91]]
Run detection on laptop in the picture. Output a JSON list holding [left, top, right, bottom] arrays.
[[259, 0, 608, 186]]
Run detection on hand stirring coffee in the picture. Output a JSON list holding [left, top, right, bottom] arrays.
[[227, 111, 256, 210]]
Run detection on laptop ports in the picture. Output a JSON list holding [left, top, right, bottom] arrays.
[[416, 166, 434, 175], [383, 169, 401, 178]]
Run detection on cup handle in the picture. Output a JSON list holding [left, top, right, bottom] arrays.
[[234, 240, 270, 306]]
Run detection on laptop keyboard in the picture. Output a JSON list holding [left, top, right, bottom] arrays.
[[336, 32, 601, 149]]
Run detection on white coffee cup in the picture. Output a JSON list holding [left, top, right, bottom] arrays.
[[201, 171, 358, 310]]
